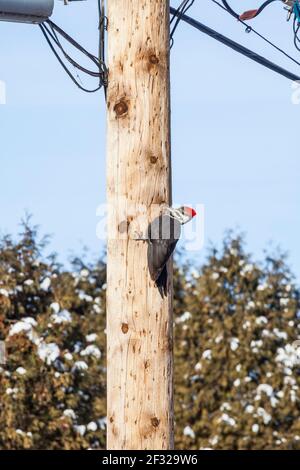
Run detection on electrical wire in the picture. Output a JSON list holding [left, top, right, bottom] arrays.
[[47, 19, 107, 78], [170, 0, 195, 46], [170, 0, 186, 25], [40, 24, 102, 93], [221, 0, 300, 58], [39, 0, 300, 90], [40, 5, 107, 93], [98, 0, 107, 75], [211, 0, 300, 68], [170, 6, 300, 81], [293, 5, 300, 52], [220, 0, 280, 20], [170, 0, 191, 27], [43, 22, 100, 77]]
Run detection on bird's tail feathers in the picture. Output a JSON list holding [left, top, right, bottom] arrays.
[[155, 266, 168, 298]]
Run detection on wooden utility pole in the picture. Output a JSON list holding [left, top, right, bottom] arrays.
[[106, 0, 173, 450]]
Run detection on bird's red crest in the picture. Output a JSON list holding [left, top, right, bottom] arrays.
[[184, 207, 197, 218]]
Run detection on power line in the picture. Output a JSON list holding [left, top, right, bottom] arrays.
[[44, 21, 101, 77], [293, 5, 300, 52], [170, 0, 195, 45], [220, 0, 280, 20], [220, 0, 300, 57], [40, 1, 300, 91], [40, 6, 107, 93], [170, 1, 300, 69], [40, 24, 102, 93], [211, 0, 300, 68], [170, 6, 300, 82], [98, 0, 107, 75]]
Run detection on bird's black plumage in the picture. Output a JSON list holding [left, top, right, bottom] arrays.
[[147, 214, 181, 297]]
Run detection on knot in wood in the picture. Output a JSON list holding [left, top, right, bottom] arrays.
[[121, 323, 129, 334], [151, 417, 160, 428], [149, 54, 159, 65], [150, 155, 158, 164], [114, 100, 128, 117]]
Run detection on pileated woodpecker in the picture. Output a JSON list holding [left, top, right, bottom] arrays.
[[147, 206, 196, 297]]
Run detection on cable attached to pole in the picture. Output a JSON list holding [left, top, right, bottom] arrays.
[[211, 0, 300, 68], [170, 6, 300, 82], [221, 0, 280, 20], [40, 4, 107, 93], [170, 0, 195, 46], [39, 24, 102, 93], [220, 0, 300, 56]]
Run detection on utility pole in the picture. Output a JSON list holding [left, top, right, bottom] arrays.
[[106, 0, 173, 450]]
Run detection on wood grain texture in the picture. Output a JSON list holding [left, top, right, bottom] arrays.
[[106, 0, 173, 450]]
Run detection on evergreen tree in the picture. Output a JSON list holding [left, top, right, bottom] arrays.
[[0, 222, 106, 449], [174, 235, 300, 450], [1, 224, 299, 449]]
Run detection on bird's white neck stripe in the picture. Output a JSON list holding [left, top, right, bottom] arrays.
[[165, 208, 185, 223]]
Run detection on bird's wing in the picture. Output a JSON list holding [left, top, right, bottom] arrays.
[[147, 215, 181, 281], [147, 239, 178, 281], [148, 215, 181, 241]]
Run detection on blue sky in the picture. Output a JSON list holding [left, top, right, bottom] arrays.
[[0, 1, 299, 277]]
